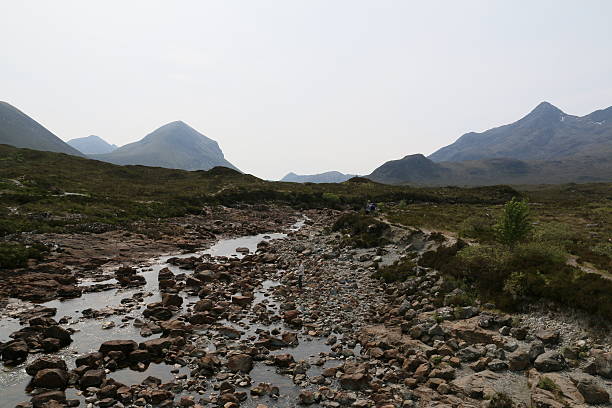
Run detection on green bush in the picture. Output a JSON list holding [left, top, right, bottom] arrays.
[[459, 215, 495, 241], [332, 213, 390, 248], [0, 242, 48, 269], [495, 197, 531, 247], [372, 258, 416, 283], [488, 392, 515, 408]]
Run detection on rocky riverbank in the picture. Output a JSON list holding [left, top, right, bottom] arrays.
[[1, 207, 610, 407]]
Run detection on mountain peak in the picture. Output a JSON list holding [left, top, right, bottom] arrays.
[[525, 101, 564, 118]]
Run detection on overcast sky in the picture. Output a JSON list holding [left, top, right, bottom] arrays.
[[2, 1, 612, 180]]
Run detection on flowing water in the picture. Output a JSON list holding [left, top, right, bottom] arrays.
[[0, 218, 339, 407]]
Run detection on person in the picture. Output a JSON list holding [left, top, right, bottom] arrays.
[[365, 201, 377, 214], [297, 263, 304, 289]]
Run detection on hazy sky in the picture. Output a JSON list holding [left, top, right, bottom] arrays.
[[2, 1, 612, 180]]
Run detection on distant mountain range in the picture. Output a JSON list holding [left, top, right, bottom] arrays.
[[68, 135, 117, 155], [281, 171, 357, 183], [0, 101, 85, 157], [429, 102, 612, 162], [369, 102, 612, 185], [91, 121, 238, 171]]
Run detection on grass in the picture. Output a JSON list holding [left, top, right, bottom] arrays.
[[372, 257, 416, 283], [331, 213, 390, 248], [0, 144, 518, 238]]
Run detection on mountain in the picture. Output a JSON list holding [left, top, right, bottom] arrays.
[[0, 101, 85, 157], [367, 153, 612, 186], [67, 135, 117, 155], [92, 121, 238, 171], [429, 102, 612, 162], [281, 171, 358, 183]]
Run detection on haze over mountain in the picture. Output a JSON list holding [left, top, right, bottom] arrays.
[[367, 154, 612, 186], [91, 121, 238, 171], [281, 171, 357, 183], [67, 135, 117, 155], [0, 101, 84, 157], [429, 102, 612, 162]]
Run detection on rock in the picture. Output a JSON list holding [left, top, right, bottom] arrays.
[[80, 369, 106, 388], [31, 391, 66, 408], [273, 354, 295, 367], [32, 368, 68, 389], [529, 341, 545, 362], [75, 352, 104, 368], [487, 359, 508, 372], [99, 340, 138, 355], [298, 390, 317, 405], [26, 356, 68, 376], [534, 351, 566, 372], [42, 338, 62, 352], [1, 339, 29, 363], [227, 354, 253, 373], [161, 293, 183, 307], [591, 350, 612, 379], [43, 326, 72, 346], [142, 337, 174, 356], [339, 373, 369, 391], [142, 306, 173, 320], [576, 378, 609, 405], [508, 349, 530, 371], [535, 329, 560, 345], [231, 295, 252, 308]]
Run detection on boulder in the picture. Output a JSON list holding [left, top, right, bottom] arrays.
[[535, 329, 560, 345], [31, 391, 66, 408], [1, 339, 29, 363], [99, 340, 138, 355], [161, 293, 183, 307], [26, 356, 68, 376], [339, 373, 370, 391], [32, 368, 68, 390], [227, 354, 253, 373], [80, 369, 106, 388], [534, 351, 566, 372], [576, 378, 609, 405], [508, 349, 530, 371]]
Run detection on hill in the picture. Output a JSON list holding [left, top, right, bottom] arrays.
[[429, 101, 612, 162], [67, 135, 117, 154], [0, 101, 85, 157], [281, 171, 357, 183], [368, 153, 612, 186], [92, 121, 238, 171]]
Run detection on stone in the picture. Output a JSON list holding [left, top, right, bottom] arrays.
[[298, 390, 317, 405], [486, 359, 508, 372], [534, 351, 566, 372], [339, 373, 369, 391], [26, 356, 68, 376], [591, 350, 612, 379], [99, 340, 138, 355], [273, 354, 295, 367], [508, 349, 530, 371], [32, 368, 68, 389], [576, 379, 609, 405], [161, 293, 183, 307], [231, 295, 252, 308], [529, 341, 545, 362], [535, 329, 560, 345], [227, 354, 253, 373], [1, 340, 29, 363], [80, 369, 106, 388], [41, 338, 62, 352], [31, 391, 66, 408]]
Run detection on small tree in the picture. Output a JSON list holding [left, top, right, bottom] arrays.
[[495, 197, 531, 248]]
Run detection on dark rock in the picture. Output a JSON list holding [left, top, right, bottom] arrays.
[[26, 356, 68, 376], [99, 340, 138, 355], [32, 368, 68, 390], [80, 369, 106, 388], [534, 351, 566, 372], [227, 354, 253, 373]]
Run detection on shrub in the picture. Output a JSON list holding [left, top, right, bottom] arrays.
[[459, 215, 495, 241], [488, 392, 515, 408], [372, 258, 416, 283], [495, 197, 531, 248], [332, 213, 390, 248], [0, 242, 48, 269]]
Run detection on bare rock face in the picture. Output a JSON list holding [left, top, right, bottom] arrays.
[[576, 378, 610, 405]]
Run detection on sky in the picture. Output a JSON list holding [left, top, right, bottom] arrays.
[[2, 1, 612, 180]]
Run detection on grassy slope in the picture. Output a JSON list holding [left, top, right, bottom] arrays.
[[0, 144, 518, 235]]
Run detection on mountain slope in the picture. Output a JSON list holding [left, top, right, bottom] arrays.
[[92, 121, 238, 171], [281, 171, 357, 183], [67, 135, 117, 155], [429, 102, 612, 162], [368, 153, 612, 186], [0, 101, 85, 157]]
